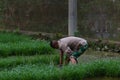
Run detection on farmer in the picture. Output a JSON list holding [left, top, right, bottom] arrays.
[[50, 36, 88, 66]]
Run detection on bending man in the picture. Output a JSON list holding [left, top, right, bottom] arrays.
[[50, 36, 88, 66]]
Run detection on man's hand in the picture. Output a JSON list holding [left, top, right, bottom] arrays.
[[58, 64, 62, 68]]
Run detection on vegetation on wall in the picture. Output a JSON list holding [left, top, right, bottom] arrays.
[[88, 39, 120, 53]]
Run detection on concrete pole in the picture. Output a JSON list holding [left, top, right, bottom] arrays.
[[68, 0, 77, 36]]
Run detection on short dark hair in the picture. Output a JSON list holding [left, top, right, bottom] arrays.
[[50, 40, 58, 48], [50, 41, 54, 48]]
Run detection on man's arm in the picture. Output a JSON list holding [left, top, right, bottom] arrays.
[[59, 50, 64, 66]]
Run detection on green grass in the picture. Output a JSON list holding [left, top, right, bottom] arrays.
[[0, 32, 32, 43], [0, 54, 59, 70], [0, 32, 55, 56], [0, 40, 55, 56], [0, 32, 119, 79], [0, 59, 119, 80]]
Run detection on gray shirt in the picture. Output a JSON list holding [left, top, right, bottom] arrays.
[[58, 36, 87, 53]]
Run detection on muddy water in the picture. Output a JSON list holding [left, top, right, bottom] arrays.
[[85, 77, 120, 80]]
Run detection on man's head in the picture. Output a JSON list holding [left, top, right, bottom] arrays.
[[50, 40, 59, 49]]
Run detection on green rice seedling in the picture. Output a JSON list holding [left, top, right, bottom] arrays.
[[0, 32, 56, 56], [0, 40, 55, 57], [0, 54, 59, 70], [82, 58, 120, 78], [0, 59, 119, 80], [0, 31, 32, 43]]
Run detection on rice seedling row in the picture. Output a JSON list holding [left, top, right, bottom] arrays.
[[0, 54, 59, 70], [0, 31, 55, 57], [0, 59, 119, 80]]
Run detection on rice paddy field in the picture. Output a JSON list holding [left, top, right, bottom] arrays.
[[0, 32, 120, 80]]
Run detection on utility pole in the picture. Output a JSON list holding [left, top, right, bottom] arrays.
[[68, 0, 77, 36]]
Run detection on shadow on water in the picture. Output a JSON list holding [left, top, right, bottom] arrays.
[[85, 77, 120, 80]]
